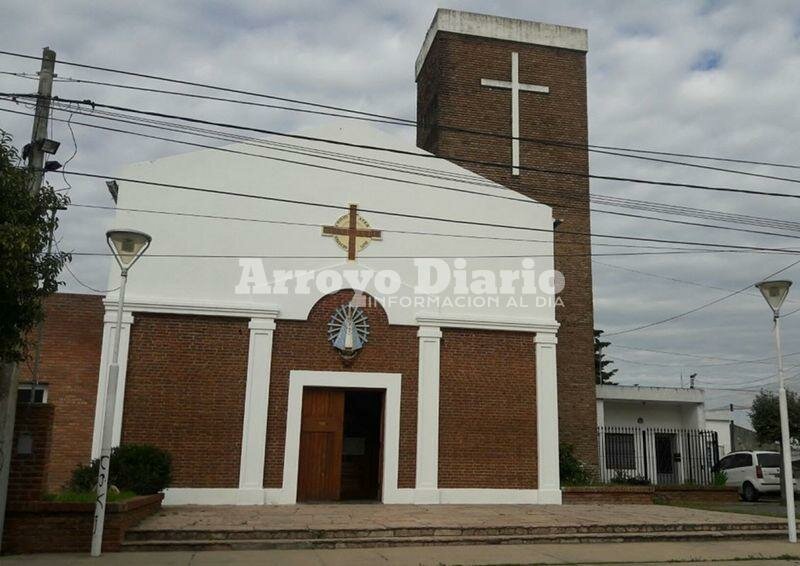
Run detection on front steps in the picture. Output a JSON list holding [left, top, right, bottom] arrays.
[[123, 520, 788, 551]]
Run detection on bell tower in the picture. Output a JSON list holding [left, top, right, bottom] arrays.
[[415, 9, 597, 466]]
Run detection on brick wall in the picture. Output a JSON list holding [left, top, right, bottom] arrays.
[[417, 31, 598, 466], [2, 494, 163, 554], [7, 403, 54, 502], [121, 313, 249, 488], [19, 293, 104, 491], [265, 290, 419, 489], [439, 328, 537, 488]]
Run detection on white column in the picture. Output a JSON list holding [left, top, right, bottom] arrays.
[[596, 399, 605, 428], [535, 331, 561, 503], [91, 308, 133, 459], [238, 318, 276, 497], [415, 325, 441, 503]]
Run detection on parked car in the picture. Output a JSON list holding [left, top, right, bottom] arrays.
[[714, 451, 797, 502]]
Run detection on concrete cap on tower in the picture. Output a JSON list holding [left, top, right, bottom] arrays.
[[415, 9, 588, 77]]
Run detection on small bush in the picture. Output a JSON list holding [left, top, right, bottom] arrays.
[[712, 470, 728, 487], [69, 444, 172, 495], [69, 461, 98, 492], [559, 443, 594, 485]]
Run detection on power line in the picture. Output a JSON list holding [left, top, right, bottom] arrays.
[[611, 343, 789, 365], [10, 72, 800, 185], [0, 71, 412, 127], [0, 51, 412, 123], [2, 50, 800, 171], [593, 260, 764, 298], [8, 100, 798, 237], [71, 202, 766, 253], [5, 103, 800, 243], [56, 169, 800, 255], [5, 92, 800, 202], [604, 257, 800, 337]]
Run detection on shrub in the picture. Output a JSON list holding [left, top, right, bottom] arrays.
[[69, 461, 98, 492], [712, 470, 728, 487], [69, 444, 172, 495], [559, 443, 594, 485]]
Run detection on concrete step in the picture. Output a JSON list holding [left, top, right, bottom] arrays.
[[121, 528, 789, 552], [124, 521, 785, 542]]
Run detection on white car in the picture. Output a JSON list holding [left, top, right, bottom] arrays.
[[715, 450, 796, 501]]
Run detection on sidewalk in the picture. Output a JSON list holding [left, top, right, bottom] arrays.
[[5, 541, 800, 565]]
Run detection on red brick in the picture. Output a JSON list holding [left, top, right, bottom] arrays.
[[417, 31, 597, 466]]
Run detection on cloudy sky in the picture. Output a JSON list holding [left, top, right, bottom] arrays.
[[2, 0, 799, 417]]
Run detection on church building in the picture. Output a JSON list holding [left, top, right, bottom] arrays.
[[83, 9, 597, 505]]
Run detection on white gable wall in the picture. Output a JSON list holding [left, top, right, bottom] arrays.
[[105, 121, 557, 327]]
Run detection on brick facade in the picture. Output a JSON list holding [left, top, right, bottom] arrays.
[[266, 290, 419, 489], [417, 30, 598, 465], [439, 328, 537, 489], [19, 293, 104, 490], [7, 403, 54, 502], [121, 313, 249, 488]]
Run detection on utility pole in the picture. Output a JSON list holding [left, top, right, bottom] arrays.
[[0, 47, 56, 550]]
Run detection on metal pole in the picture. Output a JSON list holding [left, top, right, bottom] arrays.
[[776, 313, 797, 543], [90, 269, 127, 556], [0, 46, 56, 552]]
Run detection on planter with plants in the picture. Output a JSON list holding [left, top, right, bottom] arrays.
[[3, 444, 171, 554]]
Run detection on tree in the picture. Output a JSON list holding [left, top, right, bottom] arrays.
[[749, 389, 800, 445], [0, 130, 70, 362], [749, 389, 800, 504], [594, 329, 618, 385]]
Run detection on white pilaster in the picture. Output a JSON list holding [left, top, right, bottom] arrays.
[[238, 318, 277, 492], [596, 398, 605, 428], [535, 331, 561, 503], [415, 325, 442, 503], [91, 309, 134, 459]]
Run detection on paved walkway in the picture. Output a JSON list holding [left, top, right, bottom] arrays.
[[6, 541, 800, 565], [131, 503, 785, 532]]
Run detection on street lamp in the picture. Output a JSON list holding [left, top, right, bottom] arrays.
[[755, 279, 795, 543], [91, 229, 151, 557]]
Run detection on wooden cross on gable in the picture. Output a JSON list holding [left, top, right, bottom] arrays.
[[322, 204, 382, 261], [481, 52, 550, 176]]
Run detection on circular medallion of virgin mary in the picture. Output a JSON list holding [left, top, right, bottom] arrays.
[[327, 304, 370, 359]]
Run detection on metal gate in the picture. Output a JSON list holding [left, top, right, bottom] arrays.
[[597, 426, 719, 485]]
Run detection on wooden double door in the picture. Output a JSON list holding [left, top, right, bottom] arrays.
[[297, 388, 383, 502]]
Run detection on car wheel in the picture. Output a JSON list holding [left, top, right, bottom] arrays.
[[742, 482, 760, 502]]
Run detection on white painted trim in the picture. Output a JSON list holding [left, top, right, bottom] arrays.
[[416, 313, 558, 333], [438, 489, 540, 504], [162, 487, 553, 505], [163, 488, 265, 506], [238, 317, 277, 490], [416, 8, 588, 77], [279, 370, 402, 504], [534, 331, 561, 502], [415, 326, 441, 500], [91, 309, 134, 459], [102, 296, 280, 319]]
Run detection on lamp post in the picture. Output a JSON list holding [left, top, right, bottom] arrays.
[[91, 230, 151, 557], [755, 279, 795, 543]]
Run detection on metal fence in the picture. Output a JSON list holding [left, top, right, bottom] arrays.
[[596, 426, 720, 485]]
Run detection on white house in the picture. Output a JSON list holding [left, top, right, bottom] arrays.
[[596, 385, 718, 485], [705, 409, 734, 457]]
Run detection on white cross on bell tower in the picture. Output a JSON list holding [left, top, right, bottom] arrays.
[[481, 52, 550, 176]]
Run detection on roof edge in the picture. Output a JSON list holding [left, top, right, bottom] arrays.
[[415, 9, 588, 77]]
